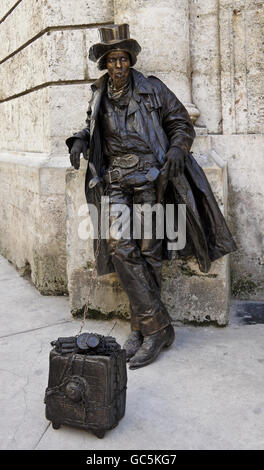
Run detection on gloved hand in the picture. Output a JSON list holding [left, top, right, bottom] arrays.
[[161, 147, 185, 179], [70, 139, 84, 170]]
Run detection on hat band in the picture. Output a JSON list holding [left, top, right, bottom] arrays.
[[101, 39, 127, 45]]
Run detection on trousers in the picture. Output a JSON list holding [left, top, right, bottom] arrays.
[[105, 155, 171, 336]]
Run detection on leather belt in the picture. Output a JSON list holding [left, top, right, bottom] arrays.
[[104, 167, 131, 184], [104, 153, 159, 184], [104, 163, 160, 184]]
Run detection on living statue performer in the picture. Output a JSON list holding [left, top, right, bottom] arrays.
[[66, 24, 237, 369]]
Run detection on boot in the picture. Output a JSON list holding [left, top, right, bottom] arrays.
[[129, 325, 175, 369], [123, 330, 143, 362]]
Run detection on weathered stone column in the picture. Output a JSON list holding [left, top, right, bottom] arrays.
[[215, 0, 264, 300], [114, 0, 200, 122], [189, 0, 222, 133]]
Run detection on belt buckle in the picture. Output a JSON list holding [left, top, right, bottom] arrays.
[[125, 154, 139, 168], [112, 154, 139, 169], [109, 168, 122, 183]]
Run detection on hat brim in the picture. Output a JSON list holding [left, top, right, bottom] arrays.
[[89, 38, 141, 70]]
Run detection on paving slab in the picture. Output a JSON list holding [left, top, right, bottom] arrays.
[[0, 255, 264, 450], [0, 256, 70, 337]]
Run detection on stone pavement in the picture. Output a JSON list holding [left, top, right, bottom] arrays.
[[0, 254, 264, 450]]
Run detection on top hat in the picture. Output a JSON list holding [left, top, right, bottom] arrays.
[[89, 24, 141, 70]]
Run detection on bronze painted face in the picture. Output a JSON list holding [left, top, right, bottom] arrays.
[[106, 50, 131, 89]]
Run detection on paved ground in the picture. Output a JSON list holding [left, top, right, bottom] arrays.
[[0, 254, 264, 450]]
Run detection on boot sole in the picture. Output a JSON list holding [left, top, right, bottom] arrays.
[[124, 342, 143, 362], [164, 331, 175, 348], [129, 330, 175, 370]]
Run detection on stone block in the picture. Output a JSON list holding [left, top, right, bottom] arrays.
[[49, 84, 93, 154], [65, 147, 231, 325], [84, 28, 104, 80], [0, 151, 69, 294], [0, 83, 93, 154], [0, 29, 100, 101], [114, 0, 192, 103], [162, 256, 230, 325], [0, 0, 18, 20], [0, 0, 44, 62], [0, 88, 51, 153], [0, 0, 113, 62], [46, 0, 114, 28]]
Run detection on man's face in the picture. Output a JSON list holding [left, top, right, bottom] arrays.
[[106, 50, 131, 89]]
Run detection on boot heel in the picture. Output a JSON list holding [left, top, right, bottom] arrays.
[[165, 337, 174, 348], [164, 326, 175, 348]]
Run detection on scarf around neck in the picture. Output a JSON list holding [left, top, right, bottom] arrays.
[[107, 75, 131, 103]]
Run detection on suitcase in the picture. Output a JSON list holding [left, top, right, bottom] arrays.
[[44, 334, 127, 438]]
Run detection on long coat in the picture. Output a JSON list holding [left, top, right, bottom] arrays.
[[66, 69, 237, 275]]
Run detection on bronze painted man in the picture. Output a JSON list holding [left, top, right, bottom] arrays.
[[66, 24, 236, 370]]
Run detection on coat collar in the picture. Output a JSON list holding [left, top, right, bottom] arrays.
[[91, 68, 154, 98], [89, 69, 155, 125]]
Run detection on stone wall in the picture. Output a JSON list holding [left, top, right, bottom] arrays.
[[0, 0, 114, 293], [218, 0, 264, 299], [190, 0, 264, 300], [0, 0, 263, 315]]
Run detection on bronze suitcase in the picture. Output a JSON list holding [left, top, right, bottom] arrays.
[[44, 335, 127, 438]]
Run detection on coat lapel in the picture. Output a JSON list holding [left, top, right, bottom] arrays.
[[90, 73, 108, 139], [128, 71, 168, 163]]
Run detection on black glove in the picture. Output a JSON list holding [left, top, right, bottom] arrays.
[[161, 147, 185, 179], [70, 139, 85, 170]]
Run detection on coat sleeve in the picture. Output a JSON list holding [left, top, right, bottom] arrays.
[[65, 100, 92, 156], [151, 77, 196, 156]]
